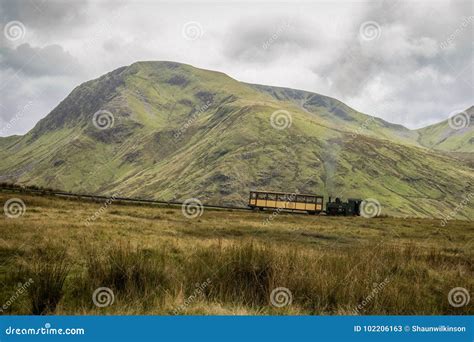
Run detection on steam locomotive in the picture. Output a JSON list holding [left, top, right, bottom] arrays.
[[325, 197, 362, 216]]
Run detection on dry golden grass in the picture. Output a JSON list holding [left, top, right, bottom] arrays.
[[0, 192, 472, 315]]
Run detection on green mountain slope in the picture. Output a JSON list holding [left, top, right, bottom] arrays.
[[248, 84, 420, 146], [0, 61, 473, 219], [416, 106, 473, 152]]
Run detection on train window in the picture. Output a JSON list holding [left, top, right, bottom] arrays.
[[250, 193, 256, 199], [316, 197, 323, 204], [307, 197, 316, 203], [257, 193, 267, 199], [296, 195, 306, 202], [277, 194, 287, 201], [267, 194, 276, 200]]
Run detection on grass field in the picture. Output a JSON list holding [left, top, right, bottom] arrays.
[[0, 191, 472, 315]]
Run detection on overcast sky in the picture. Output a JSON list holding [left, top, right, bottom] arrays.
[[0, 0, 472, 136]]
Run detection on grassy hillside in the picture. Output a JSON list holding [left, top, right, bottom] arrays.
[[248, 84, 420, 145], [0, 61, 472, 219], [416, 106, 473, 152], [0, 192, 472, 315]]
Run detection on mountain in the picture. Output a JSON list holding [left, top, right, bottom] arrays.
[[416, 106, 473, 152], [247, 84, 421, 146], [0, 61, 473, 218]]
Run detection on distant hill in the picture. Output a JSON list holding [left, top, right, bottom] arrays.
[[416, 106, 473, 152], [0, 61, 472, 218]]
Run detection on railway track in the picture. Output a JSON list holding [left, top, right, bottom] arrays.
[[0, 187, 253, 212]]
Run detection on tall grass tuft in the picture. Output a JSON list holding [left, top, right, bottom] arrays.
[[184, 242, 279, 306], [20, 247, 70, 315], [85, 243, 170, 298]]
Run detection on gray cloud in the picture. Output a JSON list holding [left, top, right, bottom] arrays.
[[309, 0, 473, 126], [0, 69, 78, 137], [223, 18, 317, 63], [0, 0, 472, 135], [0, 43, 84, 136], [0, 43, 83, 76], [0, 0, 89, 32]]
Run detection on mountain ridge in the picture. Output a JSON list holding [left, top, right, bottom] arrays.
[[5, 60, 470, 145]]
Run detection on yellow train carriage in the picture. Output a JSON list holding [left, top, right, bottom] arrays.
[[248, 190, 324, 214]]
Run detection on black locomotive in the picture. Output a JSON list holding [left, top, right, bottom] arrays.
[[326, 197, 362, 216]]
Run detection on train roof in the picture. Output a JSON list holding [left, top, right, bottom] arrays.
[[250, 190, 323, 197]]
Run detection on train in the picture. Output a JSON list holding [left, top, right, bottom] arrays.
[[248, 190, 362, 216], [0, 183, 363, 216]]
